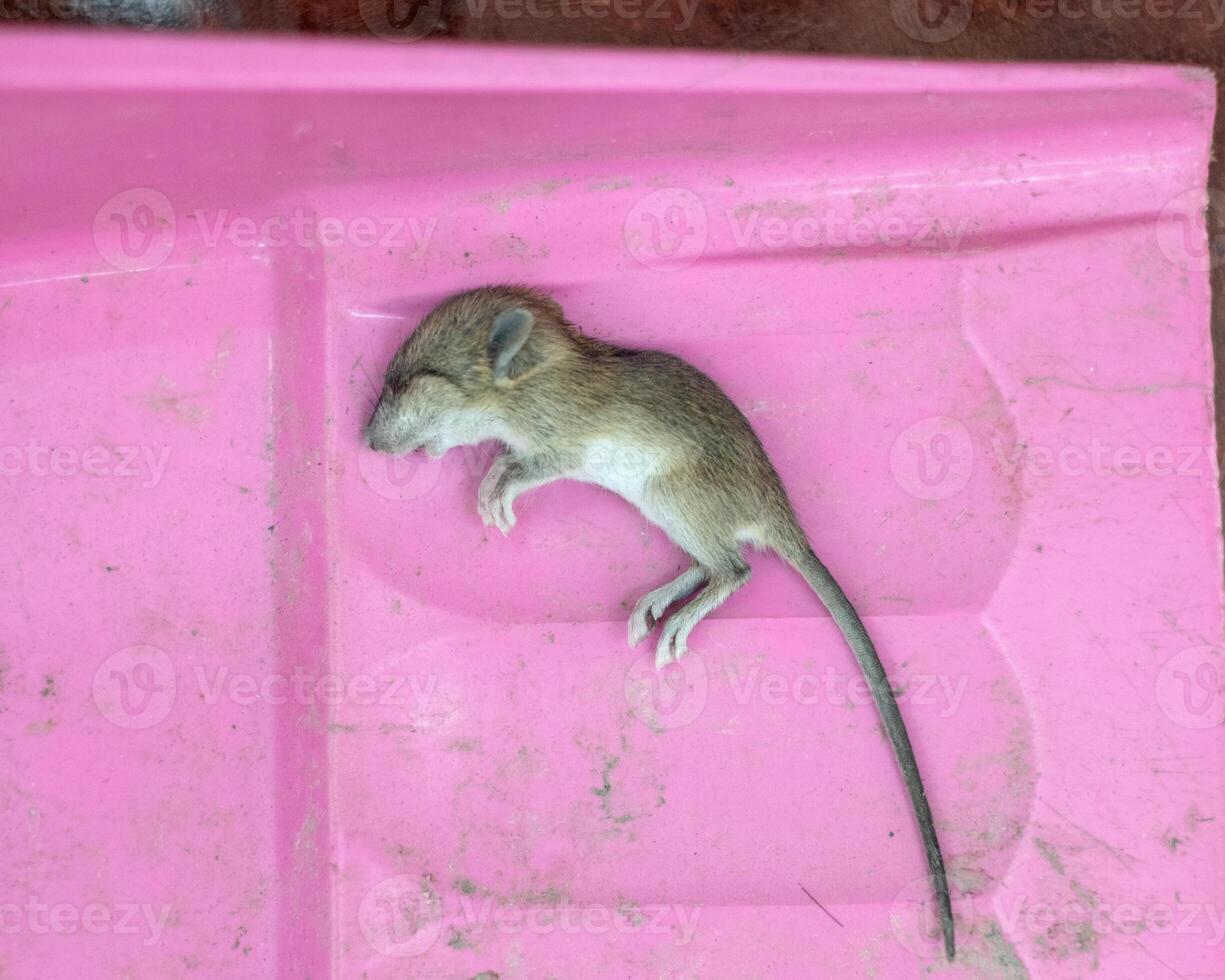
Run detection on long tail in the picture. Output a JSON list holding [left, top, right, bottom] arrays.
[[779, 536, 955, 961]]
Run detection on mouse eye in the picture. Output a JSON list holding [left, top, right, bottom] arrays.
[[387, 371, 448, 398], [412, 370, 456, 389]]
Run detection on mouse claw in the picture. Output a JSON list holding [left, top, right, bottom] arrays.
[[627, 609, 653, 648], [655, 621, 688, 668], [494, 497, 515, 535], [477, 496, 496, 529]]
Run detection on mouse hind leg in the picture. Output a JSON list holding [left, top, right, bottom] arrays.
[[633, 468, 756, 667]]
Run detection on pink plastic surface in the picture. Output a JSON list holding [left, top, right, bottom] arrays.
[[0, 29, 1221, 979]]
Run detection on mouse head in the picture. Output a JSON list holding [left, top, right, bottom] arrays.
[[363, 286, 562, 456]]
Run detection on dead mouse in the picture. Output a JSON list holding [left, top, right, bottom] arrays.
[[364, 283, 955, 960]]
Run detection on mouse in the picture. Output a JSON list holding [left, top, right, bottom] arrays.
[[363, 283, 955, 960]]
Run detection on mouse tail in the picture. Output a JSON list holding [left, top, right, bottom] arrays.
[[775, 530, 955, 961]]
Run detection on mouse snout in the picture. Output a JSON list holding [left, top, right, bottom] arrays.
[[364, 420, 405, 454], [363, 425, 387, 452], [363, 403, 421, 455], [363, 402, 396, 453]]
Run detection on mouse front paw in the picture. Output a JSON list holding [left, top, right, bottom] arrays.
[[479, 494, 517, 536], [477, 457, 517, 536]]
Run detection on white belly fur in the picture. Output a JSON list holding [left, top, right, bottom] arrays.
[[571, 438, 716, 557], [571, 438, 663, 510]]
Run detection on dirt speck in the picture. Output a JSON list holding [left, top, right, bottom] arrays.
[[616, 899, 645, 927], [232, 924, 252, 955], [1033, 880, 1103, 967], [138, 375, 210, 425], [987, 677, 1022, 706], [479, 178, 570, 214], [592, 755, 618, 801], [591, 753, 638, 825], [731, 199, 811, 221], [979, 921, 1029, 978], [513, 885, 567, 907], [1184, 804, 1214, 833], [447, 926, 475, 950], [39, 675, 57, 699], [1033, 838, 1065, 875], [588, 178, 632, 192]]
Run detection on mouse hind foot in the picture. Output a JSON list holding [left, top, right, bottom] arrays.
[[653, 558, 750, 668], [628, 564, 707, 647]]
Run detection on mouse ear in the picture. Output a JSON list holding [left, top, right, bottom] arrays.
[[488, 307, 535, 380]]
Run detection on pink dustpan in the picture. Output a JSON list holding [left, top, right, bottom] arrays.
[[0, 29, 1219, 979]]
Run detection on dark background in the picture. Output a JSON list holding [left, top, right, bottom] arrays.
[[4, 0, 1223, 482]]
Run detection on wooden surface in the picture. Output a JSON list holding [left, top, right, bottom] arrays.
[[4, 0, 1223, 481]]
